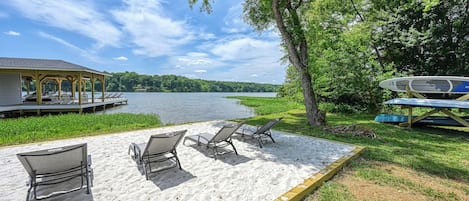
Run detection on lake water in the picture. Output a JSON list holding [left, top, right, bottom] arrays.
[[98, 92, 276, 124]]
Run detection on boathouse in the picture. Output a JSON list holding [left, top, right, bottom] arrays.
[[0, 57, 127, 116]]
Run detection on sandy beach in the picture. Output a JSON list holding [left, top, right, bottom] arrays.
[[0, 121, 357, 201]]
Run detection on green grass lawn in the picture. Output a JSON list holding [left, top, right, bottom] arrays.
[[230, 96, 469, 200], [0, 113, 161, 146]]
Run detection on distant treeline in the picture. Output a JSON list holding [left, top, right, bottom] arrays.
[[105, 72, 279, 92]]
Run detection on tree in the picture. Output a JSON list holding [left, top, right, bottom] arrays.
[[376, 0, 469, 75], [190, 0, 326, 126]]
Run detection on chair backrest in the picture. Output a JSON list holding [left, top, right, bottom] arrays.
[[255, 118, 283, 134], [17, 143, 87, 176], [143, 130, 187, 157], [210, 122, 244, 143]]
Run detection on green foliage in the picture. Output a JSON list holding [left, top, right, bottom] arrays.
[[188, 0, 212, 13], [235, 96, 469, 183], [279, 0, 469, 113], [319, 102, 359, 113], [376, 0, 469, 75], [275, 0, 395, 113], [243, 0, 275, 31], [105, 72, 280, 92], [276, 66, 303, 102], [0, 113, 161, 146]]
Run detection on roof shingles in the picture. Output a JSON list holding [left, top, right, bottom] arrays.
[[0, 57, 109, 76]]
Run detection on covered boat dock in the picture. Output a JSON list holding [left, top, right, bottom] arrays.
[[0, 57, 127, 117]]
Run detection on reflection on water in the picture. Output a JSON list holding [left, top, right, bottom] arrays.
[[98, 92, 276, 124]]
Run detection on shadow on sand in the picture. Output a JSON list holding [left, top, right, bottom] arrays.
[[31, 177, 94, 201], [183, 143, 252, 166]]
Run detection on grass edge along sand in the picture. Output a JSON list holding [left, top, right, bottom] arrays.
[[229, 96, 469, 201], [0, 113, 161, 146]]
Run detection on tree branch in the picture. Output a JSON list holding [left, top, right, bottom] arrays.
[[284, 0, 308, 67], [273, 0, 304, 70], [350, 0, 385, 70]]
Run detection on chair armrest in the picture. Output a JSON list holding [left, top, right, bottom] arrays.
[[241, 127, 257, 135], [132, 143, 142, 158], [197, 135, 211, 143]]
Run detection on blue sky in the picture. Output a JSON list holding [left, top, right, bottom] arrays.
[[0, 0, 286, 84]]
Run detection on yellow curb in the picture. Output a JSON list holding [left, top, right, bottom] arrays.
[[274, 146, 365, 201]]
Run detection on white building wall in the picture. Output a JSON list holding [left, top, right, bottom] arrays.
[[0, 73, 22, 105]]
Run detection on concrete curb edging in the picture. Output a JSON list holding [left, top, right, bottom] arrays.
[[274, 146, 365, 201]]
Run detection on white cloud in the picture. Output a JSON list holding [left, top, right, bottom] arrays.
[[111, 0, 197, 57], [222, 4, 250, 33], [194, 69, 207, 73], [7, 0, 121, 48], [210, 37, 282, 61], [173, 52, 217, 68], [4, 30, 20, 36], [38, 31, 102, 63], [39, 31, 82, 51], [113, 56, 128, 61], [197, 33, 216, 40], [202, 35, 285, 83], [160, 35, 286, 84]]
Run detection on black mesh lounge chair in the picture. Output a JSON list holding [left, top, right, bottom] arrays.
[[16, 143, 93, 201], [183, 122, 244, 160], [128, 130, 187, 180], [237, 118, 282, 148]]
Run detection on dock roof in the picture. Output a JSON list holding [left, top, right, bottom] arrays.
[[0, 57, 110, 76]]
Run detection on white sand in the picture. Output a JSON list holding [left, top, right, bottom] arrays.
[[0, 121, 357, 201]]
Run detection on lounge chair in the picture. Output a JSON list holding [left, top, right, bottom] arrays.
[[128, 130, 187, 180], [236, 118, 282, 148], [16, 143, 93, 201], [183, 122, 244, 160]]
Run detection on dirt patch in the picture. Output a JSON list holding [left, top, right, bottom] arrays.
[[305, 160, 469, 201], [340, 174, 427, 201], [463, 159, 469, 167], [371, 162, 469, 200]]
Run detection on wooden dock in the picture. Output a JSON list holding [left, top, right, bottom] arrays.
[[0, 98, 128, 117]]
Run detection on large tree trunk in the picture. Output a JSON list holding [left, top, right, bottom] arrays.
[[272, 0, 326, 126], [299, 69, 326, 126]]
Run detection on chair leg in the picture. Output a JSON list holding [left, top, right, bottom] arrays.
[[268, 134, 276, 143], [89, 168, 94, 187], [257, 138, 263, 148], [143, 163, 149, 180], [33, 184, 38, 200], [26, 180, 33, 201], [229, 141, 238, 156], [85, 167, 91, 194], [267, 130, 276, 143], [175, 156, 182, 169], [214, 148, 219, 160], [174, 150, 182, 170]]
